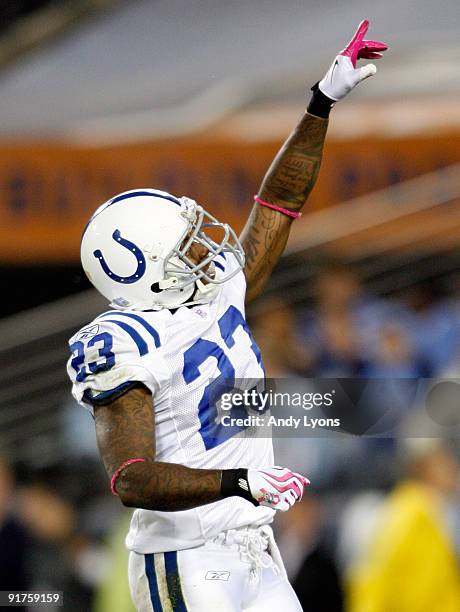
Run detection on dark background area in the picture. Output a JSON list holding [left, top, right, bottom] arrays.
[[0, 265, 91, 319], [0, 1, 55, 33]]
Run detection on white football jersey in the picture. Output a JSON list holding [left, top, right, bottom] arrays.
[[67, 253, 274, 553]]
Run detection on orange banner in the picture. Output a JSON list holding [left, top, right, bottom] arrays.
[[1, 134, 459, 263]]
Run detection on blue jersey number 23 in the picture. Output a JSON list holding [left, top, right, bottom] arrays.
[[70, 332, 115, 382]]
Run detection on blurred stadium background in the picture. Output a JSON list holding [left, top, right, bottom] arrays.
[[0, 1, 459, 610]]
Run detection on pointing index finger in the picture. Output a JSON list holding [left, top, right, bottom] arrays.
[[341, 19, 370, 67], [352, 19, 370, 44]]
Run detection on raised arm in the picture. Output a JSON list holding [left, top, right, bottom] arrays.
[[240, 20, 387, 303], [240, 112, 328, 303]]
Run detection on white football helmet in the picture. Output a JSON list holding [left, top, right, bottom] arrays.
[[81, 189, 245, 310]]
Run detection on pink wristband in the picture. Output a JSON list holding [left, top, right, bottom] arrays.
[[254, 195, 302, 219], [110, 458, 146, 496]]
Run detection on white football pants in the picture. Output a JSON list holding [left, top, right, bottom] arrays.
[[128, 524, 303, 611]]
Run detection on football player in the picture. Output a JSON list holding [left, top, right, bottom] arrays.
[[67, 21, 387, 612]]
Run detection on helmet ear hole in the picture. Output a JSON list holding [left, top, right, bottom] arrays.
[[150, 283, 161, 293]]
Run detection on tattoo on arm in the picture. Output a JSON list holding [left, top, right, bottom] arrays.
[[260, 114, 328, 207], [94, 385, 222, 511], [240, 112, 328, 302]]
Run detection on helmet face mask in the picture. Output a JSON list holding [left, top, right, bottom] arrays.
[[81, 190, 245, 311], [164, 199, 244, 289]]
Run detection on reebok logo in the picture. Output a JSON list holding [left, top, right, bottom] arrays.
[[205, 571, 230, 581], [77, 324, 99, 340]]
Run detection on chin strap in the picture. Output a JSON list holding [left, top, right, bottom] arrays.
[[184, 280, 220, 306], [149, 278, 220, 310], [195, 278, 218, 295]]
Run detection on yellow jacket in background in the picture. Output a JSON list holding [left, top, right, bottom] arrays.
[[347, 481, 460, 612]]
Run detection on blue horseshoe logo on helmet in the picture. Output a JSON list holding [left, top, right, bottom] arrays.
[[93, 229, 146, 284]]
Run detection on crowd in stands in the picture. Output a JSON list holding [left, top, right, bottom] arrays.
[[252, 264, 460, 380]]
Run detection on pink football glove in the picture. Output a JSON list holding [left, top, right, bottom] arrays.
[[318, 19, 388, 101], [247, 466, 310, 512]]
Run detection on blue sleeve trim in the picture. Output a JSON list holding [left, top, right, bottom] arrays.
[[101, 311, 161, 347], [103, 319, 149, 356]]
